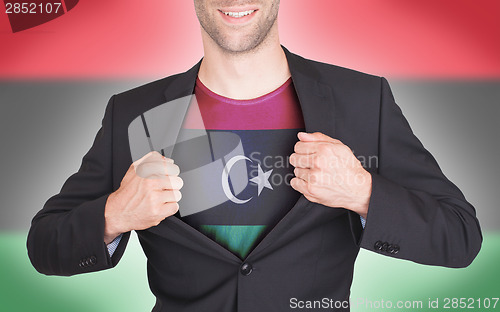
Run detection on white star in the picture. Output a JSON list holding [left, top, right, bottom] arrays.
[[249, 164, 273, 196]]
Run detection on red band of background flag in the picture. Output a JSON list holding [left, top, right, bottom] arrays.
[[0, 0, 499, 78]]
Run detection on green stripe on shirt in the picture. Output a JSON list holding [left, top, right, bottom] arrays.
[[199, 225, 267, 259]]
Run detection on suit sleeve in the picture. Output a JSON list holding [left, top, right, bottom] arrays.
[[27, 95, 131, 276], [353, 77, 482, 268]]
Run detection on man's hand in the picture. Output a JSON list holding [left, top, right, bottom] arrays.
[[289, 132, 371, 218], [104, 151, 183, 244]]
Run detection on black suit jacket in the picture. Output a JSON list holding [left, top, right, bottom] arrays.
[[27, 46, 482, 311]]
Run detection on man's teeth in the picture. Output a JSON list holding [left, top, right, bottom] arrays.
[[222, 10, 255, 18]]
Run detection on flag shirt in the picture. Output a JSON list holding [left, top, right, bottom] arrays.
[[171, 76, 305, 259]]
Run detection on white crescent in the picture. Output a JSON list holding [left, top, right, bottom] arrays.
[[222, 155, 253, 204]]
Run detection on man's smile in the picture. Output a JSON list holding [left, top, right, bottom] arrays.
[[218, 8, 259, 24]]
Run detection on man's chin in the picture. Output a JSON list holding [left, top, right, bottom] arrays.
[[216, 37, 265, 55], [220, 45, 258, 55]]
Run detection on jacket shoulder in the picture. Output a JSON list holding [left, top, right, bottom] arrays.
[[113, 73, 181, 104], [293, 53, 382, 87], [109, 72, 192, 123]]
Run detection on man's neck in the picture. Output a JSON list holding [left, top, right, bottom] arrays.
[[198, 32, 291, 100]]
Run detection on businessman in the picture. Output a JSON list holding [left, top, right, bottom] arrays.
[[27, 1, 482, 311]]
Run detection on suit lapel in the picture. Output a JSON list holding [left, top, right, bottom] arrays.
[[283, 46, 336, 136], [160, 61, 202, 158], [162, 60, 201, 102], [155, 46, 337, 261]]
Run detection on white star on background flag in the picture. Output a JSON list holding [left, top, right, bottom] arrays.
[[250, 164, 273, 196]]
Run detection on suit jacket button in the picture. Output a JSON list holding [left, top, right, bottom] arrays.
[[393, 245, 400, 254], [374, 241, 383, 250], [387, 244, 395, 254], [89, 256, 97, 265], [381, 242, 389, 252], [240, 263, 253, 276]]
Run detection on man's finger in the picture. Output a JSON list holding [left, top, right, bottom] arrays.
[[160, 176, 184, 190], [136, 162, 180, 178], [142, 154, 175, 165], [134, 151, 174, 167], [289, 153, 316, 168], [290, 176, 306, 192], [158, 190, 182, 203], [293, 167, 310, 181], [290, 177, 316, 198], [294, 141, 340, 154], [294, 141, 316, 154], [134, 151, 161, 166], [298, 132, 342, 144]]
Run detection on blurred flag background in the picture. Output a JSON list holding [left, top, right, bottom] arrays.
[[0, 1, 499, 311]]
